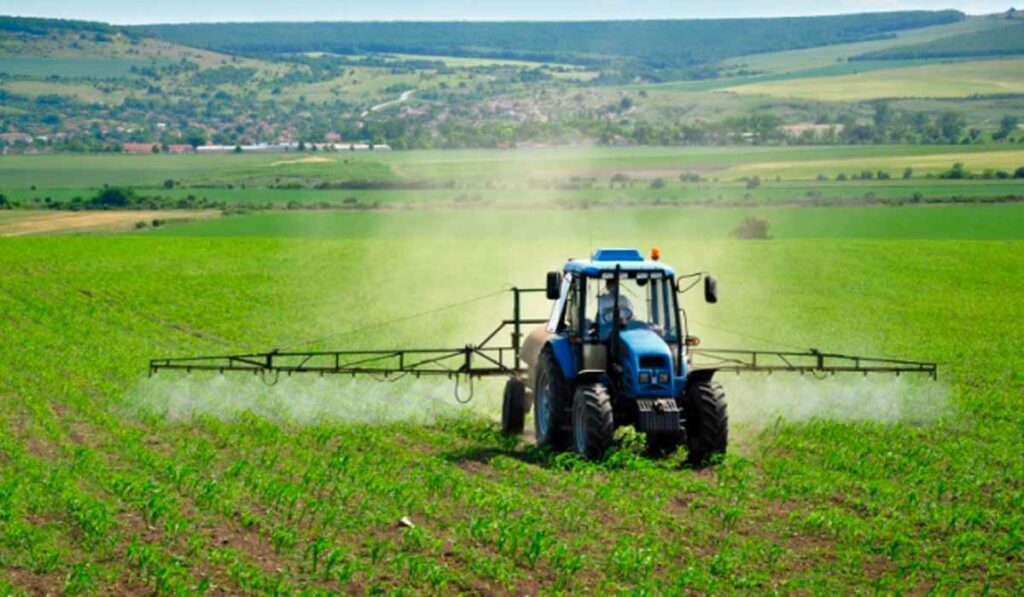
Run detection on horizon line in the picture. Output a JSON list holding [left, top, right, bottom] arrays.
[[1, 8, 994, 27]]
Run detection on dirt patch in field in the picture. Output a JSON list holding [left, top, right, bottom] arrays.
[[4, 566, 66, 595], [269, 156, 334, 167], [0, 210, 219, 237]]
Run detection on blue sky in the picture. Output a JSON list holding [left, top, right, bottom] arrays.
[[1, 0, 1010, 24]]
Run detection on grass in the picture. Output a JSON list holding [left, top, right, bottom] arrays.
[[2, 145, 1020, 189], [728, 57, 1024, 101], [637, 59, 943, 93], [3, 148, 1022, 214], [0, 79, 127, 104], [148, 204, 1024, 240], [721, 15, 1013, 75], [8, 179, 1024, 210], [0, 56, 171, 78], [0, 153, 398, 189], [1, 209, 1023, 591], [719, 149, 1024, 179]]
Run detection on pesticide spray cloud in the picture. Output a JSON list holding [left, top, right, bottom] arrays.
[[722, 373, 951, 426], [125, 373, 504, 426]]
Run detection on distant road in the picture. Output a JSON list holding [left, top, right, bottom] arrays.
[[361, 90, 415, 118]]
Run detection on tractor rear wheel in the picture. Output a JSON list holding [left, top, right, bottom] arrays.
[[501, 377, 526, 435], [572, 383, 614, 459], [683, 380, 728, 467], [534, 348, 571, 450]]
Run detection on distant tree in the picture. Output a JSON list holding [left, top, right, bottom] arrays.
[[298, 140, 306, 151], [730, 217, 771, 240], [0, 194, 9, 209], [937, 112, 965, 142], [940, 162, 970, 179], [184, 130, 207, 148], [873, 101, 892, 130], [151, 144, 159, 154], [994, 115, 1019, 140], [90, 187, 135, 208], [745, 176, 761, 189], [233, 144, 242, 154], [903, 167, 914, 179], [1015, 166, 1024, 179], [649, 178, 665, 189], [163, 179, 175, 189]]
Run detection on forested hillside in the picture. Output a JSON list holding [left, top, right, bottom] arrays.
[[853, 19, 1024, 60], [136, 11, 965, 70]]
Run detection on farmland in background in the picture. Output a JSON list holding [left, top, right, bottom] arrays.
[[2, 145, 1023, 201], [728, 58, 1024, 101]]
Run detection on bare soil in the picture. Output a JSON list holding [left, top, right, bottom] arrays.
[[0, 210, 219, 237]]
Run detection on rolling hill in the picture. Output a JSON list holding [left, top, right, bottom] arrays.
[[0, 11, 1022, 152], [135, 11, 965, 71]]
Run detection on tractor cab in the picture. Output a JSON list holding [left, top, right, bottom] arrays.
[[512, 247, 727, 463], [546, 248, 684, 382]]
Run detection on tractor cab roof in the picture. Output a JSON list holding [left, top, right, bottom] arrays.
[[564, 248, 675, 277]]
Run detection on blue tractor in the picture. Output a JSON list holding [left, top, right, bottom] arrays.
[[503, 248, 726, 464]]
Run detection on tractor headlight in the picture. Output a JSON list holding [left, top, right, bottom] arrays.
[[658, 372, 670, 384], [639, 372, 651, 384]]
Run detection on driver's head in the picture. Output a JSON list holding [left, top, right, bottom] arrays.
[[605, 278, 618, 293]]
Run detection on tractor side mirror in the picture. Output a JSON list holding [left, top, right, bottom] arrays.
[[546, 271, 562, 300], [704, 275, 718, 303]]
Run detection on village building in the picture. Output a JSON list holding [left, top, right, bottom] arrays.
[[122, 143, 157, 154], [0, 132, 33, 144], [779, 123, 845, 137]]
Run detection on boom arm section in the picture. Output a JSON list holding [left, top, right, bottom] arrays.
[[149, 345, 524, 378], [147, 287, 936, 380], [690, 348, 937, 379]]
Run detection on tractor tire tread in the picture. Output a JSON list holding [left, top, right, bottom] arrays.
[[684, 380, 728, 467], [501, 377, 526, 435], [534, 348, 572, 450], [573, 383, 614, 459]]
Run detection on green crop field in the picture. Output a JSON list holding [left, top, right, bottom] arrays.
[[720, 15, 1011, 75], [729, 58, 1024, 101], [149, 204, 1024, 240], [3, 145, 1022, 191], [3, 5, 1024, 591], [1, 203, 1023, 592]]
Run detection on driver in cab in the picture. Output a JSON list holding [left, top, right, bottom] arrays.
[[595, 277, 634, 338]]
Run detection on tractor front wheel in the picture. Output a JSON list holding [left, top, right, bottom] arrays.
[[683, 380, 728, 467], [572, 383, 614, 459], [501, 377, 526, 435], [534, 349, 572, 450]]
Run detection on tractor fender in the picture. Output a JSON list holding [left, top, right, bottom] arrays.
[[545, 336, 578, 384], [685, 368, 718, 387], [575, 369, 610, 386]]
